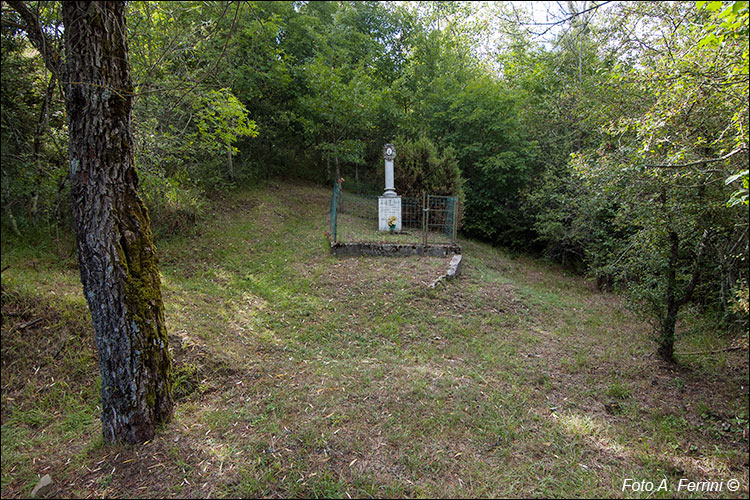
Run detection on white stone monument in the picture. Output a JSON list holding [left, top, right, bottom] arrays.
[[379, 144, 401, 232]]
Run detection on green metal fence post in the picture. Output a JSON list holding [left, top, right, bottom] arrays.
[[451, 197, 458, 243], [423, 192, 428, 246]]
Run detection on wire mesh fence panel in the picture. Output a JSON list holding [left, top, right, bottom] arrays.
[[337, 192, 375, 243], [338, 192, 422, 244], [331, 187, 458, 245], [425, 195, 458, 245], [401, 197, 423, 232]]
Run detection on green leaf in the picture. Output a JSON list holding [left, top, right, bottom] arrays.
[[725, 169, 749, 185], [718, 5, 735, 18]]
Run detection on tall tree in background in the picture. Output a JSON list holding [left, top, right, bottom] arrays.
[[301, 56, 379, 183], [8, 0, 173, 443], [538, 1, 748, 361]]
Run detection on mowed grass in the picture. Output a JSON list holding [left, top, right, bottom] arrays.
[[1, 181, 748, 498]]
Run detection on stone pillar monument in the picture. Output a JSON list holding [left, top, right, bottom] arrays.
[[379, 143, 402, 231], [383, 144, 396, 197]]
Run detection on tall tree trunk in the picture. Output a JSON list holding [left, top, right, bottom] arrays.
[[62, 1, 173, 444]]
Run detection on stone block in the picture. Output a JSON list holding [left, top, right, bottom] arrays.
[[378, 196, 402, 231], [31, 474, 54, 499]]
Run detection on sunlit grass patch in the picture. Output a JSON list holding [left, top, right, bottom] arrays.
[[607, 381, 632, 400], [558, 412, 605, 439]]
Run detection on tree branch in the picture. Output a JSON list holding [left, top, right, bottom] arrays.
[[167, 1, 241, 113], [6, 0, 63, 78], [646, 147, 748, 168], [523, 1, 615, 37]]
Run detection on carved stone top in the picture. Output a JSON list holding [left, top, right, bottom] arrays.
[[383, 143, 396, 160]]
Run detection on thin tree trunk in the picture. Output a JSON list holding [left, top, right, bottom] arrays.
[[226, 146, 235, 181], [3, 202, 22, 238], [30, 72, 56, 220], [62, 1, 173, 444], [658, 230, 679, 362]]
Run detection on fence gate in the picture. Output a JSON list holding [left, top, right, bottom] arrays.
[[423, 194, 458, 245]]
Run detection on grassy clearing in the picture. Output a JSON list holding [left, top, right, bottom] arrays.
[[1, 182, 747, 498]]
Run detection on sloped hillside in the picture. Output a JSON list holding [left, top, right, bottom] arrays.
[[2, 182, 747, 498]]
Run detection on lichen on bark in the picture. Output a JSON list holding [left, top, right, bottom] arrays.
[[62, 1, 173, 444]]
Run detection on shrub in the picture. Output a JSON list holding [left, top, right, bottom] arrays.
[[393, 135, 462, 198], [138, 168, 207, 237]]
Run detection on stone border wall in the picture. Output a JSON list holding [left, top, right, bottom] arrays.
[[330, 242, 461, 258]]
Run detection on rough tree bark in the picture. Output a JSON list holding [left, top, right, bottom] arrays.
[[658, 230, 680, 362], [657, 229, 708, 362], [61, 1, 173, 443]]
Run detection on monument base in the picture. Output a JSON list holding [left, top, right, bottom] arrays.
[[378, 196, 402, 232]]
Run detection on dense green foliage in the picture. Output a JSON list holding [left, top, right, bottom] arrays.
[[392, 135, 461, 197], [2, 0, 748, 359], [526, 1, 749, 358], [1, 7, 67, 237]]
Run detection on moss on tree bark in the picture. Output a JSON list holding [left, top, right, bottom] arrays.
[[62, 0, 173, 444]]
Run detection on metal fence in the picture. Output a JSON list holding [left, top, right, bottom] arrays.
[[329, 183, 459, 245]]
